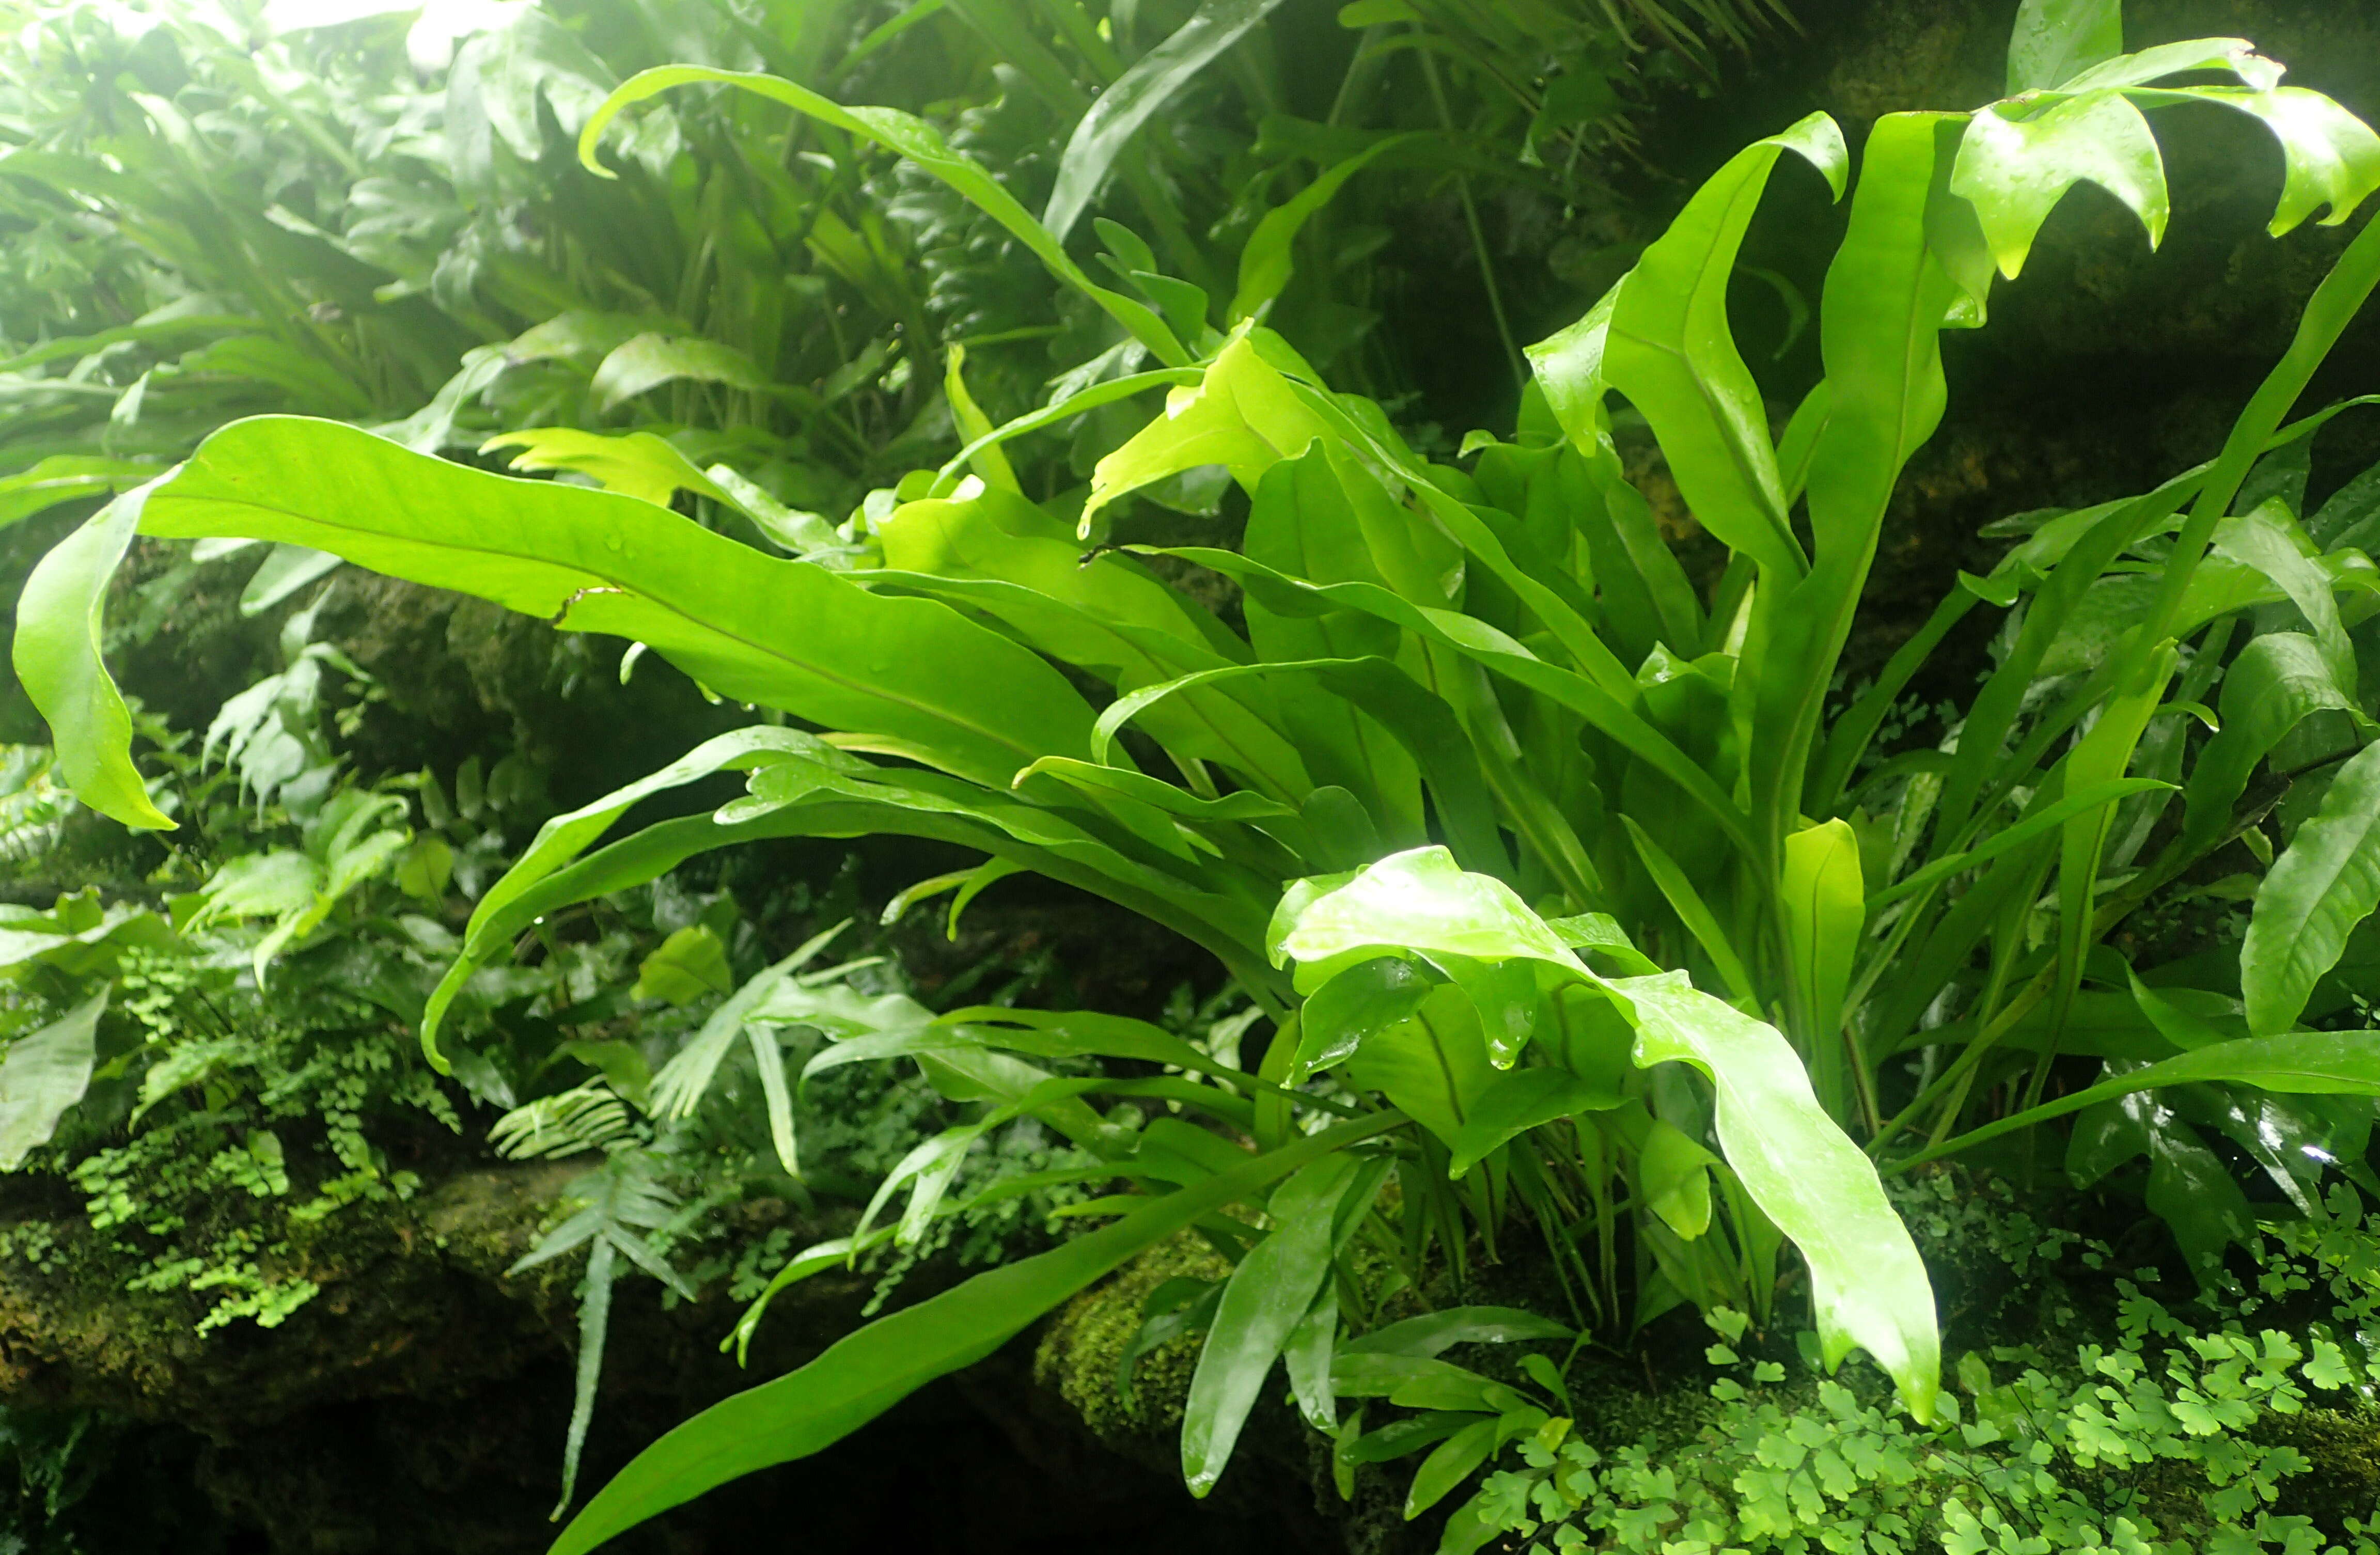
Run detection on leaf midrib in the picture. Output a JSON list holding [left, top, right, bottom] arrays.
[[151, 480, 1066, 772]]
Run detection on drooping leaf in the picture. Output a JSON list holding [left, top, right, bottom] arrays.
[[30, 417, 1100, 823], [1294, 956, 1433, 1082], [0, 988, 106, 1171], [1273, 850, 1939, 1417], [2058, 38, 2280, 95], [1905, 1030, 2380, 1168], [1613, 972, 1939, 1420], [1950, 91, 2166, 279], [12, 482, 174, 830]]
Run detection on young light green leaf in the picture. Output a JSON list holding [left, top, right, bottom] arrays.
[[2242, 740, 2380, 1036], [1780, 818, 1863, 1105], [1637, 1116, 1718, 1239], [1523, 277, 1623, 456], [1950, 91, 2167, 278], [549, 1112, 1399, 1555], [1045, 0, 1288, 244]]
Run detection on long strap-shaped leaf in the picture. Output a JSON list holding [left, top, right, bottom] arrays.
[[16, 417, 1105, 833], [576, 67, 1190, 367], [425, 792, 1288, 1063], [12, 478, 171, 829], [1748, 113, 1964, 872], [1602, 111, 1845, 580], [2133, 209, 2380, 656], [1092, 655, 1515, 879], [1142, 546, 1758, 859], [1892, 1030, 2380, 1172], [546, 1110, 1403, 1555], [1043, 0, 1288, 244]]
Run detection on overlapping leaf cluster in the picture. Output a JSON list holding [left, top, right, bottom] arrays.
[[15, 0, 2380, 1548]]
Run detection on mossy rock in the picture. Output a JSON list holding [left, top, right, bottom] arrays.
[[1034, 1230, 1232, 1451]]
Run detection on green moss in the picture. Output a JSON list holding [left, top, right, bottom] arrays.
[[2268, 1407, 2380, 1531], [1034, 1232, 1231, 1444]]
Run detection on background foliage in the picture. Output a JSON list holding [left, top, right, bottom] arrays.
[[6, 2, 2380, 1554]]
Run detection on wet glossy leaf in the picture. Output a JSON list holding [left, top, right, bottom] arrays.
[[1951, 91, 2166, 278]]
